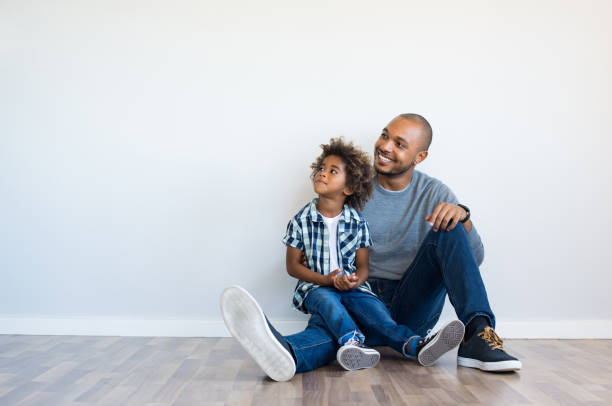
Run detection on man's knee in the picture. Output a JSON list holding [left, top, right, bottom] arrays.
[[427, 221, 468, 243]]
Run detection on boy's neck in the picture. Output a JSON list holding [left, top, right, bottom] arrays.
[[316, 195, 345, 218]]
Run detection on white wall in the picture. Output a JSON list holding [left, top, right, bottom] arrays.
[[1, 0, 611, 338]]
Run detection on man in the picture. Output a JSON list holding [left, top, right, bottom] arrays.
[[221, 113, 521, 381]]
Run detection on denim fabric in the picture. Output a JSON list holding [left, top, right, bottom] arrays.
[[284, 222, 495, 373], [284, 313, 336, 373], [303, 287, 366, 345], [303, 287, 416, 355], [371, 222, 495, 336]]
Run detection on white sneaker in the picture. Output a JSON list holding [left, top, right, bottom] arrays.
[[336, 337, 380, 371], [220, 285, 296, 381]]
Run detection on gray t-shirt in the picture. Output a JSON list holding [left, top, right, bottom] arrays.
[[362, 171, 484, 280]]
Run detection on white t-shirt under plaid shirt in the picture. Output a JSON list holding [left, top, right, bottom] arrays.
[[282, 198, 375, 313]]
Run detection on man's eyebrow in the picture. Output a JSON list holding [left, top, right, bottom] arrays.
[[382, 128, 409, 145]]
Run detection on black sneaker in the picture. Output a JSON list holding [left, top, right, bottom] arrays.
[[220, 285, 296, 381], [406, 320, 465, 366], [457, 326, 522, 372], [336, 337, 380, 371]]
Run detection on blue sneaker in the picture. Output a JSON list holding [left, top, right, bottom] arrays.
[[220, 285, 296, 381], [457, 326, 522, 372]]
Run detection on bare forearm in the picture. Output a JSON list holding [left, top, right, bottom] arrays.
[[287, 262, 330, 286], [354, 266, 369, 285]]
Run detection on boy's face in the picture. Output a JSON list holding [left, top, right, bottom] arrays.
[[313, 155, 351, 199]]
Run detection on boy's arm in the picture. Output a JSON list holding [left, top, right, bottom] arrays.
[[286, 246, 340, 286], [336, 247, 368, 290]]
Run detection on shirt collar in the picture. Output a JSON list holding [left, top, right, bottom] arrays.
[[307, 198, 360, 223]]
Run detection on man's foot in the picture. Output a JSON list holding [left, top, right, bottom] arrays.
[[406, 320, 465, 366], [220, 285, 296, 381], [457, 326, 522, 372], [336, 337, 380, 371]]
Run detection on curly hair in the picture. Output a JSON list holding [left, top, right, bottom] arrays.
[[310, 137, 374, 211]]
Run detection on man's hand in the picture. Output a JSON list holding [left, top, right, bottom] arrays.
[[426, 202, 468, 232], [332, 272, 360, 291]]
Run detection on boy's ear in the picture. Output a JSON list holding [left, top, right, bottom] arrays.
[[343, 187, 353, 197]]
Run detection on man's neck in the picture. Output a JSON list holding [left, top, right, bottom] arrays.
[[316, 195, 344, 218], [377, 168, 415, 191]]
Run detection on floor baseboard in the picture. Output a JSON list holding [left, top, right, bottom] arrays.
[[1, 317, 612, 338]]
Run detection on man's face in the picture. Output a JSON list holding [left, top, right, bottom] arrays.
[[374, 117, 425, 177]]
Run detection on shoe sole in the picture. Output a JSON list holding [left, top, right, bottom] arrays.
[[220, 285, 296, 381], [418, 320, 465, 366], [337, 346, 380, 371], [457, 356, 522, 372]]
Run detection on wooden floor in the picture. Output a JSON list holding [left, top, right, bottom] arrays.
[[0, 336, 611, 406]]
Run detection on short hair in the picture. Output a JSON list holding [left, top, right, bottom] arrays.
[[398, 113, 433, 151], [310, 137, 374, 210]]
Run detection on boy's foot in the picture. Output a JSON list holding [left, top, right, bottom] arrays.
[[336, 337, 380, 371], [457, 326, 522, 372], [407, 320, 465, 366], [220, 285, 296, 381]]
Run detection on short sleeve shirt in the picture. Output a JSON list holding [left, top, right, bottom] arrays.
[[282, 198, 375, 313]]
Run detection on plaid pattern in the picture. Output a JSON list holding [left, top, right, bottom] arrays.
[[282, 198, 374, 313]]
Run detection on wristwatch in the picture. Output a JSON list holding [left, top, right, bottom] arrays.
[[457, 204, 470, 223]]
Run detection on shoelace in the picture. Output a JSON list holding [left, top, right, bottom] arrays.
[[344, 331, 363, 347], [419, 329, 437, 347], [478, 326, 504, 350]]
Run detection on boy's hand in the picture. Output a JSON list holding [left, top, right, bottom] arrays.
[[323, 269, 342, 286], [333, 273, 360, 291]]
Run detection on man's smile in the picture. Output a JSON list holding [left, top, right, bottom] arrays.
[[376, 150, 394, 164]]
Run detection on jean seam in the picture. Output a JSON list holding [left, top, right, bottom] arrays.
[[291, 338, 334, 351], [435, 232, 459, 317]]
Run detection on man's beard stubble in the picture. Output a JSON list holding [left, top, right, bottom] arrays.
[[374, 161, 414, 178]]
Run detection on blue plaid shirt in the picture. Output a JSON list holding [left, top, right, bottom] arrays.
[[282, 198, 374, 313]]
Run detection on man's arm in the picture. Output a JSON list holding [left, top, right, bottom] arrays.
[[426, 202, 471, 233]]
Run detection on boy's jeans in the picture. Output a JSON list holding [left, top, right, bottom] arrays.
[[303, 287, 416, 355], [284, 222, 495, 373]]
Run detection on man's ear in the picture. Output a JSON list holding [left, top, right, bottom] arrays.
[[414, 151, 428, 166], [343, 187, 354, 197]]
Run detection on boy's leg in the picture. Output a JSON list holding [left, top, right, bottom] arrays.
[[304, 287, 379, 371], [303, 287, 364, 345], [342, 290, 463, 366], [386, 223, 520, 371]]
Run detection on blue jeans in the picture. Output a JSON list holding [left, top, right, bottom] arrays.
[[303, 287, 416, 355], [284, 223, 495, 373]]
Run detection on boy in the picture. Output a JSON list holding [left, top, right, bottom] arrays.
[[220, 138, 465, 381]]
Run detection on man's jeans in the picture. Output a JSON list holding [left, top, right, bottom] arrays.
[[284, 222, 495, 373], [303, 287, 417, 356]]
